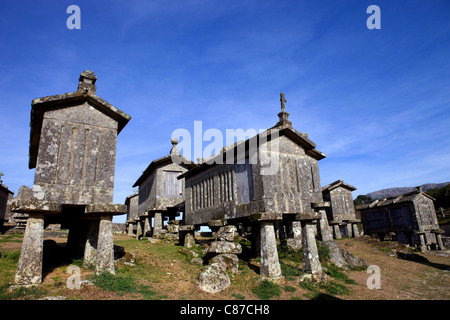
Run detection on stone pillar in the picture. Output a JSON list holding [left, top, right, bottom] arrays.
[[153, 212, 163, 236], [418, 233, 427, 252], [332, 224, 342, 239], [301, 221, 322, 275], [95, 215, 115, 275], [127, 223, 134, 237], [83, 220, 99, 268], [136, 220, 142, 239], [260, 221, 282, 279], [184, 232, 195, 248], [352, 223, 360, 237], [15, 213, 45, 285], [346, 223, 352, 238], [318, 210, 333, 242], [435, 233, 446, 251], [143, 216, 151, 237]]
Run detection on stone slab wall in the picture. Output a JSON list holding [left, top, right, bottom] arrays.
[[33, 102, 118, 204]]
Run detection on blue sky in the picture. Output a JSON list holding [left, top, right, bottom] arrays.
[[1, 0, 449, 223]]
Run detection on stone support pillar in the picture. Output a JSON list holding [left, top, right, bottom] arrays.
[[352, 223, 360, 238], [346, 223, 352, 238], [153, 212, 163, 236], [418, 233, 427, 252], [260, 221, 282, 279], [301, 221, 322, 275], [136, 220, 142, 239], [95, 215, 115, 275], [332, 224, 342, 239], [436, 234, 446, 251], [83, 219, 99, 268], [15, 213, 45, 285], [143, 216, 151, 237], [127, 223, 134, 237], [318, 210, 333, 242]]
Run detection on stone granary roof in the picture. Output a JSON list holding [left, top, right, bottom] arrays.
[[322, 179, 357, 192], [356, 187, 435, 210], [28, 70, 131, 169], [179, 93, 326, 180], [132, 139, 195, 188]]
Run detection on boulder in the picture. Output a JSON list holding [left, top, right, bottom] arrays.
[[208, 241, 242, 254], [323, 241, 368, 270], [184, 233, 196, 248], [210, 254, 239, 275], [167, 223, 179, 234], [198, 263, 231, 294], [216, 225, 239, 242]]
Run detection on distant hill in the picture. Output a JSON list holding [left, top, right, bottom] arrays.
[[366, 182, 450, 200]]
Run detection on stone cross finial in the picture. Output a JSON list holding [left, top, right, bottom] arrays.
[[280, 92, 287, 113], [274, 92, 292, 127]]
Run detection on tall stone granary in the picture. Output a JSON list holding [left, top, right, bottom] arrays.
[[11, 70, 131, 285], [179, 93, 333, 280]]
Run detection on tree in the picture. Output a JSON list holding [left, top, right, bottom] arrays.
[[354, 195, 373, 205]]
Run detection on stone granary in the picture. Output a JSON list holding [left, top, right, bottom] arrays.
[[0, 172, 14, 227], [178, 93, 333, 279], [322, 179, 360, 239], [10, 70, 131, 285], [132, 139, 195, 239], [357, 187, 446, 251], [125, 192, 139, 237]]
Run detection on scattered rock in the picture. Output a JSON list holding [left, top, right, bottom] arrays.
[[179, 247, 199, 258], [184, 233, 196, 249], [198, 263, 231, 294], [216, 225, 239, 242], [80, 280, 95, 287], [208, 241, 242, 254], [323, 241, 369, 270], [210, 253, 239, 275], [191, 258, 203, 265]]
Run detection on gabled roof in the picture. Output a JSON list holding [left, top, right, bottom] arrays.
[[356, 189, 435, 210], [132, 154, 195, 188], [28, 72, 131, 169], [179, 118, 326, 180], [322, 179, 357, 192], [124, 192, 139, 205]]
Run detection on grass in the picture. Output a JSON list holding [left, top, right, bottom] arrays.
[[251, 280, 281, 300], [92, 272, 136, 294]]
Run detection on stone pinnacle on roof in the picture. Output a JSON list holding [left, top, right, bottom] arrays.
[[170, 138, 180, 156], [77, 70, 97, 94], [275, 92, 292, 127]]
